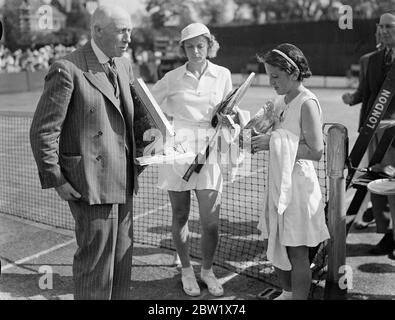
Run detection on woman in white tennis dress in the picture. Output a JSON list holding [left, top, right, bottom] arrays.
[[150, 23, 245, 297], [251, 43, 330, 300]]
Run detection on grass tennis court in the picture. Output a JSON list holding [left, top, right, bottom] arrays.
[[0, 85, 367, 300]]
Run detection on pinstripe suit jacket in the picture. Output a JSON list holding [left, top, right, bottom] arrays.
[[30, 42, 138, 205]]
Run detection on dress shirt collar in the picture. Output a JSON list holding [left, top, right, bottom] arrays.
[[91, 39, 111, 64], [177, 60, 219, 80]]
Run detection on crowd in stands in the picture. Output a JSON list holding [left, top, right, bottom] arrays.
[[0, 44, 76, 73], [0, 42, 164, 84]]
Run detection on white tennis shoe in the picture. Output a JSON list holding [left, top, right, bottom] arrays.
[[181, 268, 200, 297], [200, 269, 224, 297]]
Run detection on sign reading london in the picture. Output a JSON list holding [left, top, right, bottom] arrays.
[[346, 63, 395, 188]]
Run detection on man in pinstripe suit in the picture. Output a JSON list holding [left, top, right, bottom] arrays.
[[30, 6, 140, 299]]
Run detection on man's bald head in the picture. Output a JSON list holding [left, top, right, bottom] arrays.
[[378, 12, 395, 49], [91, 5, 131, 35], [379, 12, 395, 25], [90, 5, 133, 58]]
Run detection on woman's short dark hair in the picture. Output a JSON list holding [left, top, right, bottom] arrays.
[[257, 43, 312, 81], [178, 34, 220, 59]]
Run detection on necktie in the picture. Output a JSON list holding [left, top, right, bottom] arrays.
[[107, 58, 120, 98], [384, 48, 393, 66]]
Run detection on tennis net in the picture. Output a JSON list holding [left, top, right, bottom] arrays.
[[0, 114, 329, 288]]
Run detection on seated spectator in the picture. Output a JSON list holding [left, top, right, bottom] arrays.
[[0, 44, 77, 73]]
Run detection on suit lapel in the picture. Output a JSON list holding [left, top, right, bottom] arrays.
[[115, 59, 134, 119], [114, 59, 136, 159], [82, 43, 122, 111]]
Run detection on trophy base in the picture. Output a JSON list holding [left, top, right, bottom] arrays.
[[136, 152, 195, 166]]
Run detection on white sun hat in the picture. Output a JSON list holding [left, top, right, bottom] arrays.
[[180, 23, 211, 43]]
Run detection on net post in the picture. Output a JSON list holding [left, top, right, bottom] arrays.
[[324, 124, 348, 299]]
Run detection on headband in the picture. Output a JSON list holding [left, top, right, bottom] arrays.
[[272, 49, 300, 72]]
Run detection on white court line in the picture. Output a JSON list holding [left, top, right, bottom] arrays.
[[0, 203, 171, 273], [0, 169, 266, 275], [218, 259, 265, 285], [133, 167, 265, 222], [1, 239, 76, 272], [133, 203, 171, 221], [218, 270, 245, 285]]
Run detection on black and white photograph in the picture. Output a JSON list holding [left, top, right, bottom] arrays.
[[0, 0, 394, 310]]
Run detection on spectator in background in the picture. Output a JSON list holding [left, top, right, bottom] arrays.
[[342, 27, 384, 130], [146, 50, 159, 83], [0, 47, 18, 73], [77, 34, 89, 48], [350, 12, 395, 259], [342, 25, 385, 230], [0, 44, 77, 73], [21, 49, 36, 72], [135, 48, 158, 83]]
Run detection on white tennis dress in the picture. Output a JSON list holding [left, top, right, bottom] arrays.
[[150, 61, 233, 193], [258, 88, 330, 270]]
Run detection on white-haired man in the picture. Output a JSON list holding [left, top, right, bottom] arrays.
[[30, 6, 140, 299]]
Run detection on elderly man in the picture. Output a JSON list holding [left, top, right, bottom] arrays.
[[30, 6, 140, 299]]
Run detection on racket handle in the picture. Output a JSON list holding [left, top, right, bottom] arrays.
[[183, 161, 198, 182], [183, 153, 204, 181], [194, 145, 211, 173], [211, 115, 218, 128], [194, 163, 204, 173], [183, 148, 209, 181]]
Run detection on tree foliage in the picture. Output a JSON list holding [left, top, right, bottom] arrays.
[[145, 0, 395, 27], [65, 8, 91, 30], [339, 0, 395, 18], [198, 0, 234, 25], [145, 0, 236, 27], [145, 0, 198, 28], [1, 0, 91, 49], [3, 7, 32, 50]]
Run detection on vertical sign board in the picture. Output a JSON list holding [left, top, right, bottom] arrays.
[[131, 78, 175, 139], [346, 63, 395, 189], [131, 78, 181, 166]]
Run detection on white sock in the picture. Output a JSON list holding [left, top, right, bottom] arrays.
[[201, 267, 213, 277], [182, 266, 194, 277], [274, 290, 293, 300]]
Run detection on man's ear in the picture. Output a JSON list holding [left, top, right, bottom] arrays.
[[93, 25, 102, 37]]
